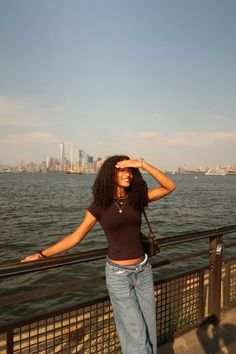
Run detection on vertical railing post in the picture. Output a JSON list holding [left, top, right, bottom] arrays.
[[208, 234, 223, 322], [199, 269, 205, 321], [7, 329, 14, 354]]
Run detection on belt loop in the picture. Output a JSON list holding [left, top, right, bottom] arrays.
[[139, 253, 148, 266]]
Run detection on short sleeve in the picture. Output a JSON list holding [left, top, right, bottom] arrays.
[[87, 202, 103, 220]]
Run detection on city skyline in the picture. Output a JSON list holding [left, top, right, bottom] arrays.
[[1, 141, 235, 174], [0, 1, 236, 170]]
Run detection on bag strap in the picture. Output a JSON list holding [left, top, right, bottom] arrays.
[[143, 209, 157, 238]]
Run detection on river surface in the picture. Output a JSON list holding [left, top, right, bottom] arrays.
[[0, 172, 236, 324]]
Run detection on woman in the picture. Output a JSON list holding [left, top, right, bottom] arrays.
[[22, 155, 176, 354]]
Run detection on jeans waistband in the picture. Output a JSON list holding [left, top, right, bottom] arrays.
[[106, 253, 148, 272]]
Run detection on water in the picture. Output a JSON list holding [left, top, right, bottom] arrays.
[[0, 172, 236, 324]]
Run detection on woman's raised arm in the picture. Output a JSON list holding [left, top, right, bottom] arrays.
[[115, 157, 176, 202]]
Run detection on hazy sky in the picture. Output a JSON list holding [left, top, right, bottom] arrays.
[[0, 0, 235, 169]]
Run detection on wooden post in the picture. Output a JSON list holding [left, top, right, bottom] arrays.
[[208, 234, 223, 322]]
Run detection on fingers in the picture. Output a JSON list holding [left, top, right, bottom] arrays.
[[21, 254, 41, 262], [115, 158, 139, 169], [115, 160, 131, 168]]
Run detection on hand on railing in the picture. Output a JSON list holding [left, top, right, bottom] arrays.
[[21, 252, 45, 263]]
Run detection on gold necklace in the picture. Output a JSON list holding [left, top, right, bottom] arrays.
[[114, 195, 127, 214]]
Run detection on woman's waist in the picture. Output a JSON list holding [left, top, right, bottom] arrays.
[[108, 254, 146, 266]]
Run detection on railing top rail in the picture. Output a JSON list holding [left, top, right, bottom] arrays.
[[0, 248, 108, 278], [1, 224, 236, 278], [158, 224, 236, 246]]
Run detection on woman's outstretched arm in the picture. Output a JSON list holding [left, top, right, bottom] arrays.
[[21, 210, 97, 262]]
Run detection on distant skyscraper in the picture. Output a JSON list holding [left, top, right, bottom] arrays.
[[79, 149, 86, 171], [59, 142, 65, 165], [88, 156, 94, 171]]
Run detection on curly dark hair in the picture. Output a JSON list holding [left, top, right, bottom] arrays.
[[92, 155, 148, 211]]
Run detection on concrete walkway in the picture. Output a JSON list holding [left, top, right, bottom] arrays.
[[158, 307, 236, 354]]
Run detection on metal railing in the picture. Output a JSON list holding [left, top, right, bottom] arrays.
[[0, 225, 236, 353]]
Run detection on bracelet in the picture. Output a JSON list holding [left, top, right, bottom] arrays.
[[153, 171, 159, 179], [37, 250, 47, 259], [140, 158, 144, 169]]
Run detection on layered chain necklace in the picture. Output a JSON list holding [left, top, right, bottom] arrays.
[[114, 195, 128, 214]]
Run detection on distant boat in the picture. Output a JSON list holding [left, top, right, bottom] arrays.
[[66, 170, 83, 175], [205, 169, 228, 176]]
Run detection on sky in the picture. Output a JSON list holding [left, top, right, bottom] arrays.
[[0, 0, 235, 170]]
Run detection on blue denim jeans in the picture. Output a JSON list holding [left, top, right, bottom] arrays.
[[105, 255, 157, 354]]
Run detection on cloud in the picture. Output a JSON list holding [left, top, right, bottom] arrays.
[[0, 96, 42, 127], [1, 132, 59, 145], [0, 95, 71, 128], [97, 140, 108, 145], [168, 131, 236, 147], [122, 130, 236, 147], [212, 113, 226, 121], [123, 131, 162, 138], [154, 113, 161, 119]]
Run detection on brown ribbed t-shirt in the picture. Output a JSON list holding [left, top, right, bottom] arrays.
[[87, 199, 144, 260]]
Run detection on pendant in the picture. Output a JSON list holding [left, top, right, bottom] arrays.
[[119, 210, 122, 213]]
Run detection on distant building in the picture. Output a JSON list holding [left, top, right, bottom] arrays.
[[59, 142, 65, 165], [45, 156, 55, 171], [78, 150, 86, 172], [88, 156, 94, 171]]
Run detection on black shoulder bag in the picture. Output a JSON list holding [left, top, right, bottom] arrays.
[[141, 210, 160, 258]]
